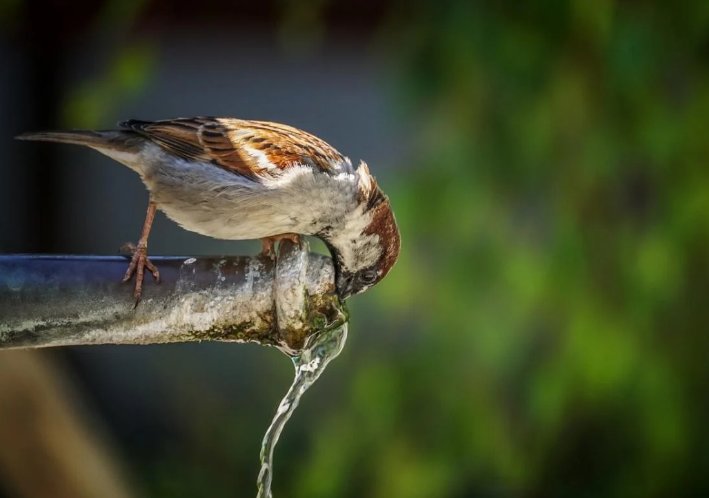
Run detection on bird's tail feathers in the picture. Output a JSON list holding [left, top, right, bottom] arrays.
[[15, 130, 143, 155], [15, 130, 125, 149]]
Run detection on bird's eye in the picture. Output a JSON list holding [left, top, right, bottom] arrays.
[[359, 270, 378, 285]]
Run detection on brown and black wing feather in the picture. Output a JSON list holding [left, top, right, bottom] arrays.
[[120, 117, 347, 179]]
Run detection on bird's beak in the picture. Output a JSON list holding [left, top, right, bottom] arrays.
[[336, 274, 355, 300]]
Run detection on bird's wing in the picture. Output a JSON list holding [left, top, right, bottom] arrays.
[[119, 117, 348, 179]]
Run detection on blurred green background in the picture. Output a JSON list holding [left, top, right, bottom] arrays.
[[1, 0, 709, 497]]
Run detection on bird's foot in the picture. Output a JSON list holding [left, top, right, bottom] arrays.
[[260, 233, 301, 259], [120, 241, 160, 305]]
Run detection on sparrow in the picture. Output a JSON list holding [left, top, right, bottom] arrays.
[[17, 117, 400, 302]]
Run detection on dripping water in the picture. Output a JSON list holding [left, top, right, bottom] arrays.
[[256, 322, 349, 498]]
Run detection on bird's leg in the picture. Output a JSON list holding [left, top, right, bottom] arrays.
[[260, 233, 301, 259], [122, 199, 160, 304]]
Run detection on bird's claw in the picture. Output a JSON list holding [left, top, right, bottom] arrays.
[[260, 238, 277, 260], [260, 233, 301, 260], [121, 242, 160, 305]]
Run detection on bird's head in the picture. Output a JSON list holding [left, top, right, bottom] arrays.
[[323, 161, 400, 300]]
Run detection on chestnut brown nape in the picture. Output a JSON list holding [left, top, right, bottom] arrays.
[[364, 196, 401, 281]]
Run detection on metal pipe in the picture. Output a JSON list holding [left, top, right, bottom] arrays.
[[0, 241, 348, 354]]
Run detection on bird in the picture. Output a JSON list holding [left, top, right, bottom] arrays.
[[17, 117, 401, 303]]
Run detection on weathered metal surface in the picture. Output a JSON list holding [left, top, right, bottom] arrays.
[[0, 241, 347, 353]]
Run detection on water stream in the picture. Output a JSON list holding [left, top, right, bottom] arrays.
[[256, 322, 349, 498]]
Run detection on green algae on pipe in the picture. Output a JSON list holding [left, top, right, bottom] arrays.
[[0, 241, 348, 354]]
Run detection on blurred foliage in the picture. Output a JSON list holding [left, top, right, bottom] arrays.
[[290, 1, 709, 497], [62, 0, 155, 128], [63, 42, 155, 128], [278, 0, 328, 53]]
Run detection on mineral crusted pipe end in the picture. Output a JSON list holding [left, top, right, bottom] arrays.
[[272, 239, 348, 354], [0, 242, 348, 353]]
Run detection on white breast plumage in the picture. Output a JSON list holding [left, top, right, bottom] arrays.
[[131, 145, 360, 241]]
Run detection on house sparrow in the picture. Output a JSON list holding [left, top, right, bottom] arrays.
[[17, 117, 400, 302]]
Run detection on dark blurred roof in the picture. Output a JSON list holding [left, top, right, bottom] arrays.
[[13, 0, 388, 42], [141, 0, 388, 30]]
